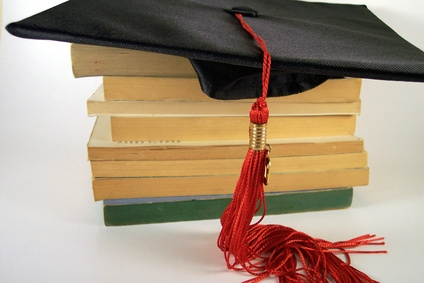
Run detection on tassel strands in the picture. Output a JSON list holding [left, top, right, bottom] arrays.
[[218, 11, 386, 283]]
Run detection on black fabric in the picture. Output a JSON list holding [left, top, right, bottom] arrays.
[[6, 0, 424, 99], [189, 59, 331, 99]]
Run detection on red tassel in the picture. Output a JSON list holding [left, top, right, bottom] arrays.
[[218, 13, 386, 283]]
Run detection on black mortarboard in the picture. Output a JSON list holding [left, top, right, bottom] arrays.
[[6, 0, 424, 100]]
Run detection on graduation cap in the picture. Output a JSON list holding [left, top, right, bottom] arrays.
[[6, 0, 424, 100], [7, 1, 424, 282]]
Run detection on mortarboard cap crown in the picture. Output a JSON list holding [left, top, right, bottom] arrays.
[[6, 0, 424, 100]]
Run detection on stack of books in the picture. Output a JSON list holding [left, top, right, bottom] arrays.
[[72, 44, 369, 226]]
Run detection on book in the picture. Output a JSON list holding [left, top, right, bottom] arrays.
[[88, 116, 365, 161], [103, 187, 354, 226], [109, 115, 356, 142], [102, 76, 362, 102], [92, 167, 369, 200], [87, 85, 361, 116], [90, 151, 367, 178], [71, 44, 196, 78]]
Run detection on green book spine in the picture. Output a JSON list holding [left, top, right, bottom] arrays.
[[103, 187, 353, 226]]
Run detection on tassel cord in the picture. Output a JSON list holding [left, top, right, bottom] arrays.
[[234, 13, 271, 100]]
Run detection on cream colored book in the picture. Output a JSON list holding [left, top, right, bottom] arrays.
[[88, 116, 365, 161], [102, 76, 362, 102], [87, 85, 361, 116], [90, 151, 367, 178], [92, 168, 369, 201], [71, 44, 196, 78], [109, 115, 357, 142]]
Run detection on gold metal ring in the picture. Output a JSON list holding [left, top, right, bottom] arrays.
[[249, 123, 267, 151]]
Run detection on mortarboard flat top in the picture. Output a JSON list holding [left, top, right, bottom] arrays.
[[6, 0, 424, 99]]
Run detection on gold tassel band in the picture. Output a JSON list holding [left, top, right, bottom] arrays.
[[249, 123, 267, 151]]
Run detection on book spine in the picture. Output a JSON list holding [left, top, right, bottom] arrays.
[[90, 152, 368, 178], [92, 168, 369, 200], [110, 115, 356, 142], [103, 188, 353, 226]]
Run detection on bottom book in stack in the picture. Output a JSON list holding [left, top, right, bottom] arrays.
[[88, 116, 369, 226], [103, 188, 354, 226]]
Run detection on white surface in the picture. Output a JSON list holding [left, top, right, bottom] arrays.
[[1, 1, 423, 282]]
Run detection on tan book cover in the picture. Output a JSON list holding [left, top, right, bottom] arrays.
[[71, 44, 196, 78], [92, 168, 369, 201], [88, 117, 365, 161], [88, 85, 361, 116], [110, 115, 357, 142], [102, 76, 362, 102]]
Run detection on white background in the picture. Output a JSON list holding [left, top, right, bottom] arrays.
[[1, 0, 423, 282]]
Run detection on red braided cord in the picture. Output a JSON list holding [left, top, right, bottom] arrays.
[[234, 13, 271, 100]]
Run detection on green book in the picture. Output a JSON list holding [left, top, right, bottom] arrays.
[[103, 187, 353, 226]]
